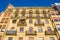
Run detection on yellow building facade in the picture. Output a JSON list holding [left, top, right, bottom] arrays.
[[0, 3, 60, 40]]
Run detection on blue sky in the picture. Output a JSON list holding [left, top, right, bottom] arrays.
[[0, 0, 60, 12]]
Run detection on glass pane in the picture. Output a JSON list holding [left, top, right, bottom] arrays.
[[20, 27, 24, 32], [29, 19, 32, 23], [38, 27, 42, 32], [37, 20, 41, 24], [29, 27, 33, 32]]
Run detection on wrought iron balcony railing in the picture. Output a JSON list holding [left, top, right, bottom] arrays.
[[25, 31, 37, 36], [45, 30, 56, 35], [34, 22, 44, 26]]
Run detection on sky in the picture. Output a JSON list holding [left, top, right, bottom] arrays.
[[0, 0, 60, 12]]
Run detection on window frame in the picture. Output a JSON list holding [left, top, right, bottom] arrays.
[[20, 27, 24, 32], [38, 27, 42, 32]]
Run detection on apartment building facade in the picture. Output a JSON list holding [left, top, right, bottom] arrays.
[[0, 3, 60, 40]]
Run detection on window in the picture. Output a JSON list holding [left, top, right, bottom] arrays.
[[29, 10, 33, 17], [20, 27, 24, 32], [57, 27, 60, 30], [1, 27, 5, 32], [19, 37, 23, 40], [56, 24, 60, 31], [50, 37, 54, 40], [39, 37, 44, 40], [45, 19, 49, 24], [0, 25, 2, 29], [47, 27, 52, 32], [8, 37, 13, 40], [38, 27, 42, 32], [1, 18, 5, 23], [37, 19, 41, 24], [29, 13, 32, 17], [51, 14, 55, 15], [29, 19, 33, 23], [54, 19, 58, 22], [36, 14, 40, 18], [29, 37, 34, 40], [29, 27, 33, 32], [43, 14, 47, 17], [1, 25, 6, 32]]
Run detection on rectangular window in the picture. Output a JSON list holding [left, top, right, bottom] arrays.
[[8, 37, 13, 40], [19, 37, 23, 40], [37, 19, 41, 24], [29, 19, 33, 23], [20, 27, 24, 32], [50, 37, 54, 40], [54, 19, 58, 22], [29, 13, 32, 17], [29, 37, 34, 40], [56, 24, 60, 31], [36, 14, 40, 18], [38, 27, 42, 32], [43, 14, 47, 17], [39, 37, 44, 40]]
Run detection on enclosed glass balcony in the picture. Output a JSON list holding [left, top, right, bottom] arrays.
[[6, 30, 17, 35]]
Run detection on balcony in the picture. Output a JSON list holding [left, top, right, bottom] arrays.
[[43, 14, 50, 19], [35, 16, 40, 19], [45, 30, 56, 35], [17, 22, 27, 26], [25, 31, 37, 36], [6, 30, 17, 35], [12, 19, 17, 23], [17, 19, 27, 26], [34, 22, 44, 26], [20, 16, 26, 19], [27, 16, 35, 19]]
